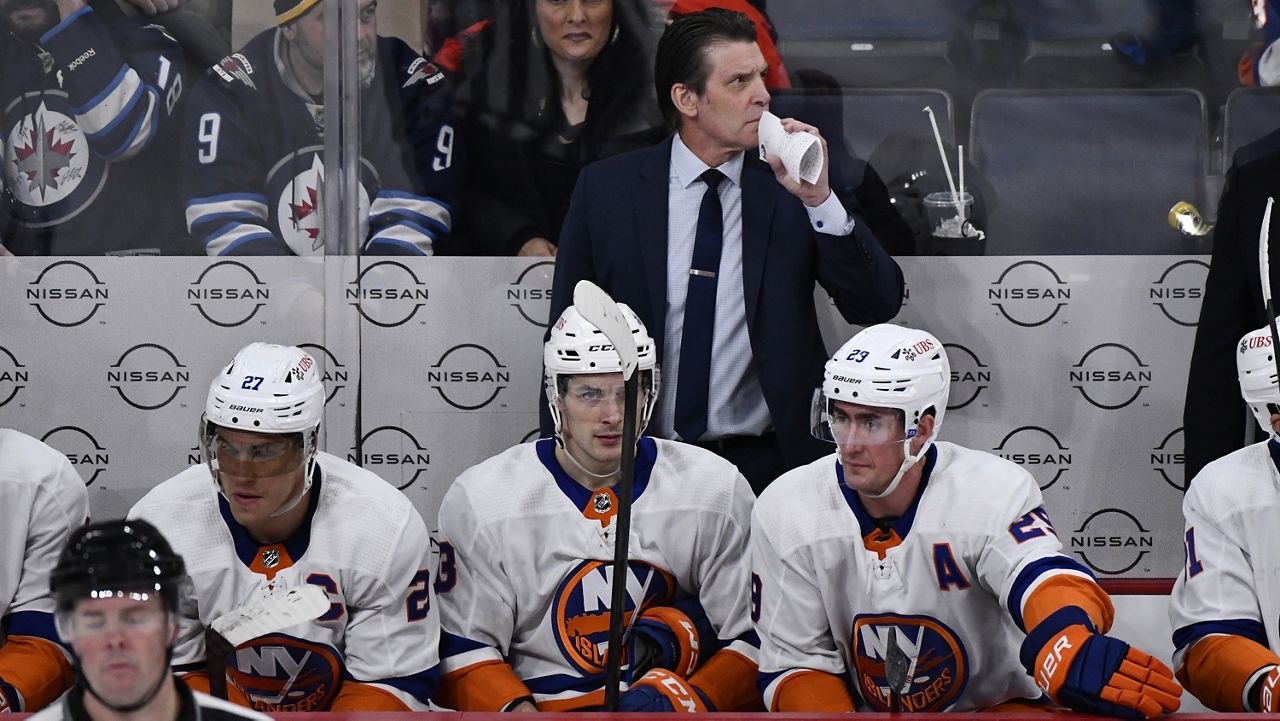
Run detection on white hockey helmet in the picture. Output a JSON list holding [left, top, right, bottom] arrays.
[[199, 343, 324, 512], [816, 323, 949, 498], [1237, 326, 1280, 440], [544, 304, 660, 441]]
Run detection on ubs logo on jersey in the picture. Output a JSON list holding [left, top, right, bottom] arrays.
[[427, 344, 511, 410], [507, 260, 555, 327], [987, 261, 1070, 327], [347, 425, 429, 490], [269, 151, 373, 255], [227, 634, 345, 712], [1068, 343, 1152, 410], [107, 343, 190, 410], [992, 426, 1072, 491], [297, 343, 348, 404], [851, 614, 968, 712], [552, 560, 676, 674], [346, 260, 429, 327], [1151, 427, 1186, 492], [0, 346, 28, 408], [187, 261, 271, 327], [1149, 260, 1207, 327], [1069, 508, 1154, 575], [944, 344, 990, 410], [26, 260, 108, 327], [3, 93, 106, 227], [41, 426, 108, 486]]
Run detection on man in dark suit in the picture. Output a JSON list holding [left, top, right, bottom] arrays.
[[1184, 128, 1280, 484], [547, 8, 904, 494]]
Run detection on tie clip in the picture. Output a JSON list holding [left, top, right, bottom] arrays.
[[689, 269, 717, 278]]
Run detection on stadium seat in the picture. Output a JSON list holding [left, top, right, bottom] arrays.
[[770, 0, 978, 89], [969, 89, 1209, 254], [769, 89, 954, 168], [1224, 88, 1280, 165], [1008, 0, 1208, 90]]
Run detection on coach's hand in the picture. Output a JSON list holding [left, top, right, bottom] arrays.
[[764, 118, 830, 208], [1021, 608, 1181, 719]]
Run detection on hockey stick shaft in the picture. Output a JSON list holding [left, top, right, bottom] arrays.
[[1260, 198, 1279, 388], [603, 374, 640, 711]]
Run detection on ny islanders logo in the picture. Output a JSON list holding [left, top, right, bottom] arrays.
[[227, 633, 345, 712], [4, 93, 106, 226], [851, 614, 968, 712], [552, 560, 676, 674]]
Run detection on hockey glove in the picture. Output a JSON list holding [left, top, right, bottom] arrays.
[[617, 669, 712, 713], [1255, 665, 1280, 711], [1021, 607, 1181, 719], [0, 676, 19, 713], [628, 601, 714, 680]]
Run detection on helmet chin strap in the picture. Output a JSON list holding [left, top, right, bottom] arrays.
[[559, 441, 620, 481], [861, 437, 931, 500]]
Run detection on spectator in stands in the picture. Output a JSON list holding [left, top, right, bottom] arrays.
[[1183, 128, 1280, 483], [656, 0, 788, 89], [451, 0, 665, 256], [1239, 0, 1278, 85], [548, 9, 903, 493], [181, 0, 459, 256], [0, 0, 193, 255]]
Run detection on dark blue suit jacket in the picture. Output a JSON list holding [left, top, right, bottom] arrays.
[[546, 136, 905, 469]]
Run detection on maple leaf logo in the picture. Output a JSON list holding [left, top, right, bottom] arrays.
[[12, 113, 75, 200], [288, 185, 321, 240]]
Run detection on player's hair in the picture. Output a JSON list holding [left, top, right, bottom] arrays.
[[654, 8, 759, 130]]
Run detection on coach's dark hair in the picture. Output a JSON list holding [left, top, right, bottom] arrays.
[[654, 8, 758, 131]]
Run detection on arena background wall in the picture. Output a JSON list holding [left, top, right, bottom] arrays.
[[0, 256, 1213, 710]]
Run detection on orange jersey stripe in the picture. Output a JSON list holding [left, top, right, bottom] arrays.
[[537, 688, 604, 711], [330, 681, 410, 711], [0, 635, 73, 711], [1177, 634, 1280, 711], [772, 669, 856, 712], [1022, 574, 1114, 633], [439, 659, 531, 711], [688, 647, 761, 711]]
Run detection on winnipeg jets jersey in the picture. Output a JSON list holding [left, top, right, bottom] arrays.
[[1242, 0, 1280, 85], [752, 442, 1097, 712], [128, 452, 440, 712], [0, 7, 190, 255], [0, 429, 88, 711], [1170, 440, 1280, 709], [437, 438, 757, 710], [181, 28, 457, 256]]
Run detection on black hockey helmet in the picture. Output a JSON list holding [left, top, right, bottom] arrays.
[[50, 519, 186, 613]]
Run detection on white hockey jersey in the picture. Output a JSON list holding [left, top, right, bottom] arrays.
[[752, 442, 1098, 712], [1170, 440, 1280, 710], [437, 438, 757, 711], [0, 429, 88, 710], [128, 452, 440, 712]]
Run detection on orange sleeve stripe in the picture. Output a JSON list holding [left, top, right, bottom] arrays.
[[1177, 634, 1280, 711], [439, 659, 531, 712], [772, 669, 855, 712], [1022, 574, 1114, 633], [178, 671, 253, 707], [0, 635, 73, 711], [687, 647, 761, 711], [537, 689, 603, 711], [330, 681, 411, 711]]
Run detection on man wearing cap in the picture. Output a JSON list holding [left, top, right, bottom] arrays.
[[180, 0, 459, 256]]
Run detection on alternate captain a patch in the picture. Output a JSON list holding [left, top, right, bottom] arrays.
[[850, 613, 968, 712]]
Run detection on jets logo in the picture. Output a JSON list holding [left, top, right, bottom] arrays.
[[266, 149, 373, 255], [551, 560, 676, 675], [851, 614, 968, 712], [226, 634, 344, 712], [4, 93, 105, 227]]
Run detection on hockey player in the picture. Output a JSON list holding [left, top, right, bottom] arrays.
[[437, 304, 760, 712], [1170, 325, 1280, 711], [752, 323, 1182, 716], [32, 519, 267, 721], [0, 428, 88, 713], [181, 0, 458, 256], [0, 0, 192, 255], [128, 342, 441, 712]]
